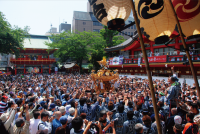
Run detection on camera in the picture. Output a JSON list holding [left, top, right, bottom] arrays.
[[111, 118, 118, 122], [91, 121, 98, 125]]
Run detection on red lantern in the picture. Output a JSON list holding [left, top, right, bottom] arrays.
[[172, 0, 200, 39]]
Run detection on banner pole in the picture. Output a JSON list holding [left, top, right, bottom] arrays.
[[130, 1, 162, 134], [168, 0, 200, 98]]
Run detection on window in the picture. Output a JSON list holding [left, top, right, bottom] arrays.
[[131, 25, 133, 29], [93, 29, 100, 33], [93, 21, 102, 26], [128, 27, 130, 29], [125, 32, 127, 35], [134, 51, 141, 58], [131, 32, 133, 36], [0, 61, 7, 66], [119, 32, 121, 35], [128, 32, 130, 35], [83, 28, 85, 31], [154, 48, 164, 55], [83, 22, 86, 25], [158, 48, 164, 55]]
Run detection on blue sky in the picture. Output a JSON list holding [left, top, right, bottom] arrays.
[[0, 0, 88, 35]]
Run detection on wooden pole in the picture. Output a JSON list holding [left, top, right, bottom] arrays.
[[130, 1, 162, 134], [168, 0, 200, 98]]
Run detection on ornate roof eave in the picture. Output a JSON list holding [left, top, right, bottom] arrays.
[[104, 31, 138, 52]]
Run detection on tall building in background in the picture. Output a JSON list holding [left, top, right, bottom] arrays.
[[72, 2, 135, 39], [59, 22, 71, 32], [50, 27, 57, 33], [45, 26, 60, 35], [87, 1, 92, 12], [45, 22, 71, 35]]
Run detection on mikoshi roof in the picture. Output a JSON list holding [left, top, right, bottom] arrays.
[[23, 35, 52, 49], [105, 30, 138, 52]]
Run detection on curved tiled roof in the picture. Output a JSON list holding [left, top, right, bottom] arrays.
[[23, 35, 52, 49], [105, 30, 138, 52]]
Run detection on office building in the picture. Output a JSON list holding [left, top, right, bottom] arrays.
[[59, 22, 71, 33], [72, 2, 135, 39]]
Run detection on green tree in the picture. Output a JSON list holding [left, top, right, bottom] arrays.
[[89, 32, 106, 70], [46, 31, 105, 73], [100, 26, 125, 48], [47, 27, 126, 72], [0, 12, 29, 57]]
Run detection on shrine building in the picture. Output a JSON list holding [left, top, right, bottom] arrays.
[[10, 35, 56, 75], [106, 30, 200, 78]]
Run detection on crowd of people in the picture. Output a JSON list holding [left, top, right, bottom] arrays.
[[0, 67, 200, 134]]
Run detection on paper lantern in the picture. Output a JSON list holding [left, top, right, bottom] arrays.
[[89, 0, 132, 30], [172, 0, 200, 40], [135, 0, 176, 44]]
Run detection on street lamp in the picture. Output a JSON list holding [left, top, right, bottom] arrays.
[[89, 0, 132, 30]]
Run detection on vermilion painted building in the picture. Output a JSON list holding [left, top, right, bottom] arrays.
[[10, 35, 56, 75], [105, 31, 200, 78]]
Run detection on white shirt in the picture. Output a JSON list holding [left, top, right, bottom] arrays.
[[65, 105, 71, 115], [38, 120, 52, 134], [28, 87, 32, 91], [29, 119, 41, 134], [67, 114, 74, 124], [55, 67, 58, 72]]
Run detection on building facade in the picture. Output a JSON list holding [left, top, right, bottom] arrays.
[[10, 35, 56, 75], [106, 31, 200, 78], [0, 54, 12, 73], [59, 22, 71, 33], [72, 2, 135, 39]]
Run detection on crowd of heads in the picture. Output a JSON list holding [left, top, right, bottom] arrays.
[[0, 73, 199, 134]]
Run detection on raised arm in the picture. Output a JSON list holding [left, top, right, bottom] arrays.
[[83, 121, 92, 134], [25, 104, 30, 121], [29, 102, 37, 117], [74, 101, 78, 118], [97, 121, 103, 134], [102, 122, 111, 132], [79, 89, 85, 99], [111, 121, 116, 134]]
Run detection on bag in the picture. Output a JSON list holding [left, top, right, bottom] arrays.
[[38, 123, 44, 130], [185, 123, 199, 134], [191, 123, 199, 134]]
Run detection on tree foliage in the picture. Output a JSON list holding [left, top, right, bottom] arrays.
[[100, 26, 125, 48], [46, 31, 106, 73], [47, 26, 126, 73], [0, 12, 29, 57]]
